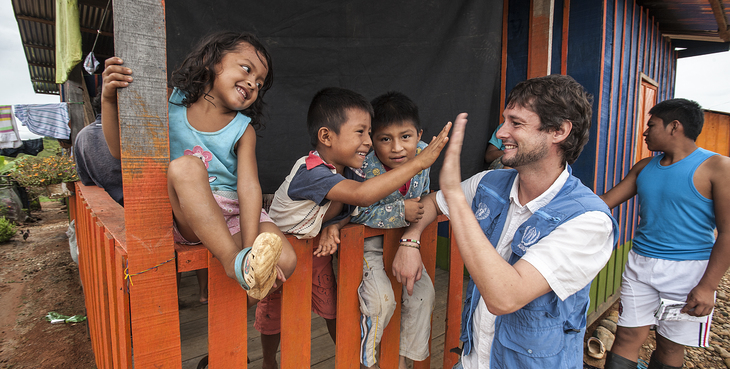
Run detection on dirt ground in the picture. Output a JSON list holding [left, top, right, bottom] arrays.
[[0, 200, 95, 369]]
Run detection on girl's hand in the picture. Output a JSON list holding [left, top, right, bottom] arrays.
[[404, 197, 424, 223], [314, 224, 341, 257], [414, 121, 452, 170], [102, 57, 133, 103]]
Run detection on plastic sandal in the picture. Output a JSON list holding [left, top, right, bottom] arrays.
[[586, 336, 606, 359], [234, 232, 283, 300]]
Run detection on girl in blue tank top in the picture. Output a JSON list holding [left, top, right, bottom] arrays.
[[101, 31, 296, 306]]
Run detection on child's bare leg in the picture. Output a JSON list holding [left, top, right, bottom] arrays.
[[261, 333, 280, 369], [325, 318, 337, 343], [195, 269, 208, 304], [168, 156, 242, 278], [398, 355, 408, 369]]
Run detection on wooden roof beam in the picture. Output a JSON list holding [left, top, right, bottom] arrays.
[[708, 0, 730, 42]]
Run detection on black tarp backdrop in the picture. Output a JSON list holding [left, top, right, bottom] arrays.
[[166, 0, 503, 193]]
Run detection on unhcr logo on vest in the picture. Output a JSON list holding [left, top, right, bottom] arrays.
[[474, 203, 490, 220], [517, 226, 541, 252]]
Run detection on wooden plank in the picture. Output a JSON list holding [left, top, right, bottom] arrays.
[[112, 0, 181, 366], [413, 219, 438, 369], [381, 228, 405, 367], [115, 246, 132, 368], [74, 183, 126, 248], [94, 219, 113, 369], [208, 251, 248, 368], [176, 243, 208, 272], [443, 221, 464, 369], [281, 236, 314, 368], [605, 247, 617, 297], [335, 224, 364, 369], [499, 0, 509, 119], [561, 0, 570, 75], [104, 233, 121, 368], [527, 0, 555, 78]]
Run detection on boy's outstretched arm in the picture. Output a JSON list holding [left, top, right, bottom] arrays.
[[326, 122, 451, 207], [599, 157, 652, 209], [352, 197, 424, 229], [101, 57, 133, 160]]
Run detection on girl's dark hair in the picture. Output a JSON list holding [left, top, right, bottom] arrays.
[[169, 31, 274, 130]]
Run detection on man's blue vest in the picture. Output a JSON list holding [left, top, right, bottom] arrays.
[[459, 167, 617, 368]]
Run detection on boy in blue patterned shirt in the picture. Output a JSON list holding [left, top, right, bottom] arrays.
[[351, 92, 435, 369]]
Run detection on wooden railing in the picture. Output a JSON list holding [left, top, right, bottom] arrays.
[[72, 181, 465, 369]]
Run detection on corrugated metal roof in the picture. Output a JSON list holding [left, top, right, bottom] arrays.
[[637, 0, 730, 41], [10, 0, 728, 94], [12, 0, 114, 95]]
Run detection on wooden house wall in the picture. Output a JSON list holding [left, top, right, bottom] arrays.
[[505, 0, 677, 317]]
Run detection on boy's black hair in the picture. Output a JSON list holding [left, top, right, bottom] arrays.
[[169, 31, 274, 130], [370, 91, 421, 133], [307, 87, 374, 148], [648, 98, 704, 141], [506, 74, 593, 165]]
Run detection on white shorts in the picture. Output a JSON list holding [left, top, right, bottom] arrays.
[[618, 250, 714, 347]]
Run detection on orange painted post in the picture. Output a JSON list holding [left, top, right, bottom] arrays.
[[335, 224, 365, 368], [527, 0, 554, 78], [208, 252, 248, 368], [413, 220, 438, 369], [115, 246, 132, 369], [113, 0, 181, 366], [93, 218, 113, 369], [443, 221, 464, 369], [104, 233, 122, 368], [281, 236, 314, 368], [380, 228, 405, 367]]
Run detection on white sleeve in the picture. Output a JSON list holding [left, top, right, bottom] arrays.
[[520, 211, 615, 301], [436, 171, 489, 217]]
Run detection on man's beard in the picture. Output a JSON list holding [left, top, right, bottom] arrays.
[[501, 141, 549, 168]]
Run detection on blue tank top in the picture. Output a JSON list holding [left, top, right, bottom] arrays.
[[632, 148, 717, 261], [168, 88, 250, 192]]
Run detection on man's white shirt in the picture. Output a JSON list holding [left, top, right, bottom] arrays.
[[435, 167, 615, 368]]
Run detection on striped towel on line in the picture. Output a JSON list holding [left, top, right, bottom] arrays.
[[0, 105, 22, 148], [13, 103, 71, 140]]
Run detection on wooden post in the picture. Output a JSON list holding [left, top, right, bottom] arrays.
[[112, 0, 181, 367], [527, 0, 555, 78], [335, 224, 365, 368]]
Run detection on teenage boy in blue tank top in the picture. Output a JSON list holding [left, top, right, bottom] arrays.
[[601, 98, 730, 369], [394, 74, 618, 368]]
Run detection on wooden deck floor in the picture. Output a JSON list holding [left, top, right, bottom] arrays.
[[178, 267, 466, 369]]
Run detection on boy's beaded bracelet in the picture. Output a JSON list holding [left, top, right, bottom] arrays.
[[399, 243, 421, 250], [399, 238, 420, 246]]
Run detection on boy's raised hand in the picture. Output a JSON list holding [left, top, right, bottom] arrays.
[[102, 57, 133, 103], [404, 197, 424, 223], [414, 122, 452, 170]]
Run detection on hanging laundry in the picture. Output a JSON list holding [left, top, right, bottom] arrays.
[[0, 105, 22, 149], [0, 139, 44, 157], [13, 103, 71, 140]]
